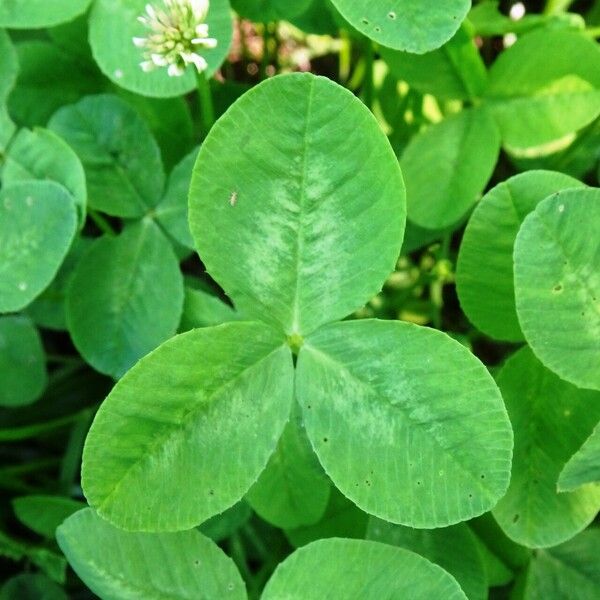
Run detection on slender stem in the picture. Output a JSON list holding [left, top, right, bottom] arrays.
[[339, 31, 352, 83], [585, 26, 600, 39], [543, 0, 574, 14], [59, 408, 94, 495], [88, 210, 115, 236], [260, 23, 272, 79], [362, 40, 374, 110], [196, 72, 215, 137]]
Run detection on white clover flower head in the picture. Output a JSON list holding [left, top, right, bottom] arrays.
[[134, 0, 217, 77]]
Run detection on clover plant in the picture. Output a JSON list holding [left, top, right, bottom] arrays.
[[1, 0, 599, 598]]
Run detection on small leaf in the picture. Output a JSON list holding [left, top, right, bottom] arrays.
[[485, 30, 600, 150], [12, 495, 85, 539], [57, 508, 247, 599], [0, 574, 67, 600], [284, 488, 368, 549], [3, 127, 87, 227], [558, 423, 600, 492], [189, 73, 406, 337], [66, 220, 184, 378], [89, 0, 233, 98], [367, 518, 487, 600], [82, 322, 294, 531], [493, 347, 600, 548], [514, 188, 600, 390], [246, 402, 330, 529], [0, 0, 92, 28], [49, 94, 164, 218], [0, 181, 77, 313], [329, 0, 470, 54], [521, 529, 600, 599], [402, 108, 500, 229], [296, 319, 513, 528], [456, 170, 583, 342], [9, 41, 102, 128], [0, 316, 47, 407], [199, 502, 252, 543], [381, 26, 487, 101], [179, 281, 239, 332], [262, 538, 467, 599], [154, 148, 198, 249]]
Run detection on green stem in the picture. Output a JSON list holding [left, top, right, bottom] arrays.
[[339, 31, 352, 83], [585, 26, 600, 38], [543, 0, 574, 14], [362, 41, 374, 110], [88, 210, 115, 236], [260, 23, 272, 79], [59, 408, 94, 495], [196, 72, 215, 137]]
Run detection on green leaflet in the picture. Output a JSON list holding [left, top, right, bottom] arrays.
[[179, 281, 239, 332], [262, 538, 467, 599], [558, 423, 600, 492], [199, 502, 252, 543], [0, 574, 67, 600], [521, 530, 600, 599], [12, 496, 85, 539], [0, 181, 77, 313], [329, 0, 470, 54], [296, 319, 513, 528], [154, 148, 198, 250], [89, 0, 233, 98], [493, 347, 600, 548], [246, 402, 330, 529], [115, 91, 195, 170], [232, 0, 312, 22], [189, 73, 406, 337], [456, 170, 584, 342], [485, 29, 600, 151], [26, 237, 92, 331], [9, 41, 102, 128], [402, 107, 500, 229], [0, 29, 17, 150], [49, 94, 164, 218], [0, 0, 92, 28], [57, 509, 247, 599], [514, 188, 600, 391], [0, 316, 47, 408], [380, 26, 487, 101], [66, 220, 184, 379], [284, 487, 368, 548], [3, 128, 87, 227], [367, 518, 487, 600], [82, 322, 294, 531]]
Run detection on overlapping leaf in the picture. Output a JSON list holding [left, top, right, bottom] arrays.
[[296, 319, 513, 528], [189, 73, 406, 336], [82, 322, 294, 531]]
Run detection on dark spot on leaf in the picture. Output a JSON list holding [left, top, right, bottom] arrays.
[[374, 26, 381, 33], [361, 18, 369, 25], [365, 480, 371, 486], [553, 284, 563, 293], [468, 493, 473, 498], [388, 11, 396, 20], [194, 560, 200, 566], [416, 480, 421, 486], [307, 404, 312, 409], [323, 437, 328, 443], [480, 474, 485, 479], [208, 489, 214, 496], [513, 514, 520, 523]]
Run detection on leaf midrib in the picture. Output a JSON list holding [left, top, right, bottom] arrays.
[[96, 342, 286, 511]]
